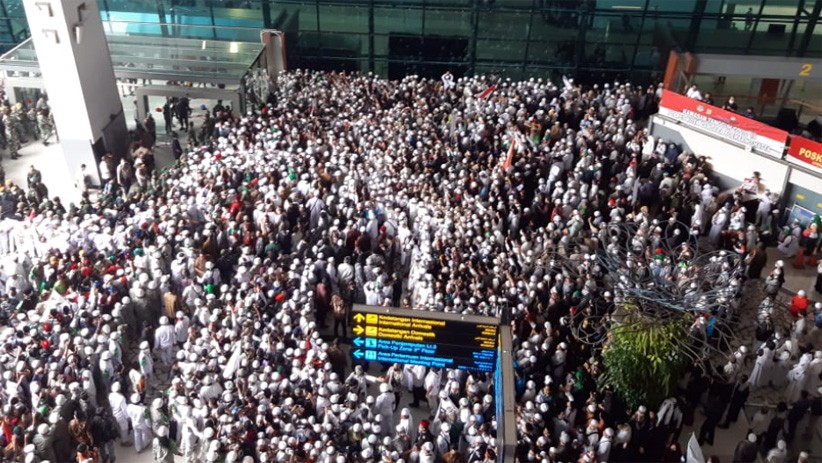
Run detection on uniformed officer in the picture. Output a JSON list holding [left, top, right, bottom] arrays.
[[37, 109, 55, 146], [3, 110, 20, 159]]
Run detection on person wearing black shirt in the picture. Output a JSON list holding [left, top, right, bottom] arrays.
[[720, 374, 750, 428], [761, 402, 787, 456], [732, 433, 758, 463], [698, 394, 725, 446], [171, 133, 183, 161], [176, 97, 191, 131], [786, 391, 812, 442], [162, 98, 174, 133], [90, 407, 119, 463]]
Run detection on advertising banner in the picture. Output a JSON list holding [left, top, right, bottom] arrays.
[[786, 135, 822, 174], [658, 90, 788, 159]]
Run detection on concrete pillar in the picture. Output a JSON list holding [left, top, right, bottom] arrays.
[[22, 0, 127, 186]]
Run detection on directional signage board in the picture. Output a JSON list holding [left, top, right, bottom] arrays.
[[350, 304, 499, 372]]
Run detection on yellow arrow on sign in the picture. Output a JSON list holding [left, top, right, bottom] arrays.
[[353, 313, 365, 323], [353, 325, 364, 335]]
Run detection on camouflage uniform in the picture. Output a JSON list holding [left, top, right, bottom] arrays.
[[9, 106, 25, 143], [49, 112, 58, 142], [3, 113, 20, 159], [37, 111, 54, 145], [25, 108, 39, 141]]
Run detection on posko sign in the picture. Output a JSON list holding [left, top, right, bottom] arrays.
[[786, 135, 822, 175]]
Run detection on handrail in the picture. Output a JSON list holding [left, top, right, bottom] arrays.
[[0, 36, 32, 60], [696, 93, 822, 111], [102, 18, 262, 32], [787, 98, 822, 113]]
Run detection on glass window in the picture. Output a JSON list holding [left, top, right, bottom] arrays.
[[761, 0, 803, 17], [748, 20, 794, 54], [694, 25, 753, 53], [632, 45, 663, 69], [278, 3, 318, 32], [373, 34, 389, 58], [319, 4, 368, 34], [375, 6, 422, 35], [477, 9, 532, 40], [647, 0, 697, 14], [805, 26, 822, 58], [423, 7, 472, 36], [476, 38, 527, 63], [105, 0, 157, 14], [528, 18, 577, 48], [528, 38, 575, 67], [586, 12, 642, 45], [423, 0, 471, 6], [584, 39, 633, 68]]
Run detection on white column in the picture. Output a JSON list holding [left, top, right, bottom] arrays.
[[22, 0, 127, 186]]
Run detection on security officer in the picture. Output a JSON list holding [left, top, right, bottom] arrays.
[[37, 109, 55, 145], [3, 109, 20, 159]]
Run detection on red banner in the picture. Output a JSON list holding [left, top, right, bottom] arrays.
[[787, 135, 822, 174], [502, 137, 516, 170], [658, 90, 788, 159]]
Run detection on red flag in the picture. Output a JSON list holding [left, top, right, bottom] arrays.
[[478, 84, 497, 100], [502, 137, 516, 170]]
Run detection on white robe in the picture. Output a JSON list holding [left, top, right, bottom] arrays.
[[109, 392, 130, 433], [748, 347, 774, 388], [777, 234, 801, 257], [709, 211, 727, 244], [597, 436, 613, 462], [374, 391, 395, 435], [771, 350, 792, 388], [786, 353, 812, 402]]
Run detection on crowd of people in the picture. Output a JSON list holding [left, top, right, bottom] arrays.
[[0, 69, 818, 463]]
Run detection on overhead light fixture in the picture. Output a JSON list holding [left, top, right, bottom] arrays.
[[202, 40, 207, 50], [611, 5, 642, 10], [73, 3, 86, 44], [229, 42, 239, 54], [74, 24, 83, 44]]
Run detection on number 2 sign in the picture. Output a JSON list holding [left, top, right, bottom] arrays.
[[799, 63, 813, 77]]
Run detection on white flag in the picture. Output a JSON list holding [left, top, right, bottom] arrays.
[[223, 343, 243, 379], [686, 432, 705, 463]]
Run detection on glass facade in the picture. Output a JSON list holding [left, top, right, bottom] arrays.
[[1, 35, 259, 85], [0, 0, 819, 82]]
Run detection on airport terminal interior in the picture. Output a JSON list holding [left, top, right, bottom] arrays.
[[0, 1, 820, 463]]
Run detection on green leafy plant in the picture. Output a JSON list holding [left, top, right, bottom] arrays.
[[600, 306, 691, 410]]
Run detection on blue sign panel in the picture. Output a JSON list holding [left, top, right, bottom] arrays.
[[350, 306, 499, 372]]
